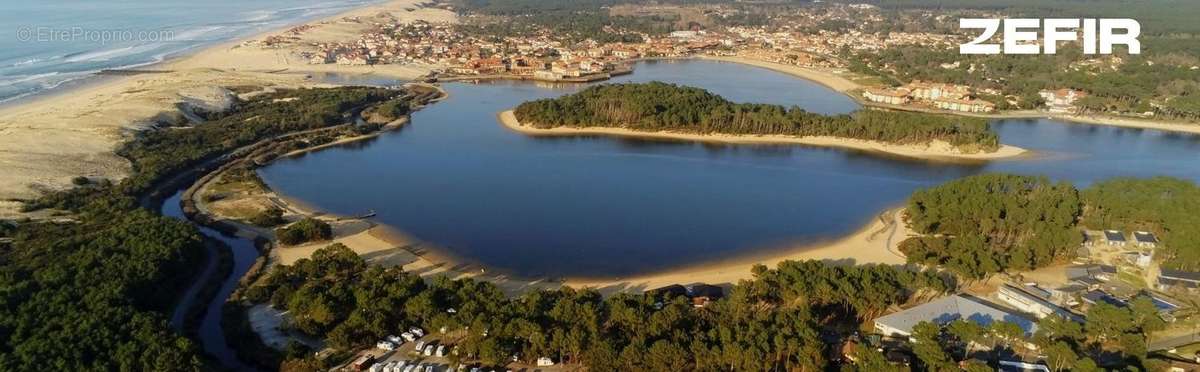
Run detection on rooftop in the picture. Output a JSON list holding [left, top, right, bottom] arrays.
[[1160, 268, 1200, 283], [1133, 231, 1157, 244], [874, 295, 1037, 336], [1104, 230, 1127, 242]]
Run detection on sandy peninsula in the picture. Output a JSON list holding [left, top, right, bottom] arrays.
[[498, 110, 1028, 162], [0, 0, 455, 218]]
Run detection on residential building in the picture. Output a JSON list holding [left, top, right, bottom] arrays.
[[933, 98, 996, 113], [1103, 230, 1127, 247], [1133, 231, 1158, 249], [1159, 269, 1200, 290], [687, 284, 725, 308], [906, 81, 970, 101], [647, 284, 688, 299], [873, 294, 1037, 338], [996, 284, 1083, 321], [1038, 89, 1087, 113], [862, 88, 910, 105]]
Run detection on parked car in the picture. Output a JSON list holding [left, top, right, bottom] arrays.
[[423, 344, 435, 356], [410, 327, 425, 337]]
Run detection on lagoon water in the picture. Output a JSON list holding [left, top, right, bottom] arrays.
[[0, 0, 381, 104], [259, 60, 1200, 278]]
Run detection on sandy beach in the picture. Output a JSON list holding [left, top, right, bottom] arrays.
[[267, 200, 910, 296], [698, 55, 862, 92], [1048, 114, 1200, 135], [498, 110, 1028, 162], [0, 0, 455, 218]]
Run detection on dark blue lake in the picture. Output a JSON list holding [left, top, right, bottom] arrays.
[[259, 60, 1200, 277]]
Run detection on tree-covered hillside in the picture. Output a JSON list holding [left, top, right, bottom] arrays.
[[514, 82, 1000, 151]]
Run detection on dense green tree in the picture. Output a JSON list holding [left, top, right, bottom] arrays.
[[276, 217, 333, 245], [900, 173, 1082, 277], [514, 82, 1001, 151], [251, 244, 945, 370], [1081, 177, 1200, 269], [910, 321, 955, 371]]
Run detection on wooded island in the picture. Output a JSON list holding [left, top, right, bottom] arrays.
[[513, 82, 1002, 153]]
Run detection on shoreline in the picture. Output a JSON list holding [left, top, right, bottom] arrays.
[[704, 55, 1200, 136], [0, 0, 453, 217], [498, 110, 1029, 162], [259, 184, 911, 296], [193, 102, 910, 296], [695, 55, 862, 93]]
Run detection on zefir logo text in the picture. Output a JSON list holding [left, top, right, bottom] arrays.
[[960, 18, 1141, 55]]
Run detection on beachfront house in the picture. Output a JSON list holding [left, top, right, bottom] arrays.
[[647, 284, 688, 300], [1103, 230, 1127, 247], [1081, 231, 1101, 248], [1133, 231, 1158, 249], [1038, 88, 1088, 113], [687, 284, 725, 308], [873, 294, 1037, 338], [933, 98, 996, 113], [862, 88, 910, 105]]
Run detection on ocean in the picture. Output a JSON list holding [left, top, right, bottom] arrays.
[[0, 0, 381, 105]]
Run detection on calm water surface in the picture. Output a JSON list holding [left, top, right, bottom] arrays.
[[260, 60, 1200, 277], [162, 191, 259, 371]]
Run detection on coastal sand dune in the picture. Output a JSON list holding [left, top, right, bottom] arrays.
[[497, 110, 1029, 162], [0, 0, 454, 218]]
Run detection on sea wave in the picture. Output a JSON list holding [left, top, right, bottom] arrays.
[[11, 58, 41, 67], [170, 25, 230, 42], [0, 71, 91, 105], [63, 45, 141, 63], [0, 72, 61, 88]]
